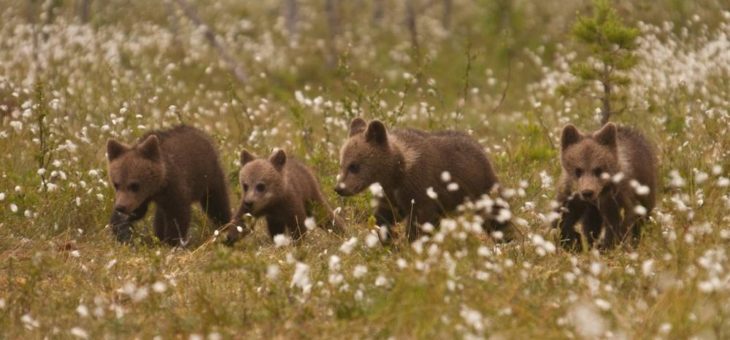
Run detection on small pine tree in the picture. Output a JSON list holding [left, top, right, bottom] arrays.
[[559, 0, 639, 125]]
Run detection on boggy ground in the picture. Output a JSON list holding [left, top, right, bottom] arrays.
[[0, 1, 729, 338]]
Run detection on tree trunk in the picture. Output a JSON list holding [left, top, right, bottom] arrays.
[[601, 62, 612, 125], [442, 0, 452, 29], [405, 0, 419, 54], [324, 0, 340, 67], [282, 0, 298, 36], [79, 0, 92, 23], [373, 0, 384, 24], [173, 0, 248, 84]]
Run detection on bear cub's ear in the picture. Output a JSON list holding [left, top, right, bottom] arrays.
[[560, 124, 582, 150], [269, 149, 287, 172], [138, 135, 161, 161], [593, 123, 617, 147], [240, 149, 256, 166], [107, 139, 129, 161], [365, 120, 388, 145], [349, 118, 367, 137]]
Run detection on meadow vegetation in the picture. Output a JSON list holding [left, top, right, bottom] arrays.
[[1, 0, 729, 338]]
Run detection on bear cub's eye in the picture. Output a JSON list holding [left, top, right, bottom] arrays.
[[574, 168, 583, 177], [348, 163, 360, 174], [243, 183, 249, 192], [255, 183, 266, 193], [128, 183, 140, 193], [113, 182, 120, 190], [593, 167, 603, 177]]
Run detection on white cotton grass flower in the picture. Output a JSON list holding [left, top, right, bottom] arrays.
[[266, 264, 280, 280], [273, 234, 291, 247], [339, 237, 358, 254], [539, 170, 553, 189], [659, 323, 672, 335], [0, 192, 5, 201], [353, 265, 368, 278], [642, 260, 654, 277], [711, 165, 723, 175], [328, 273, 344, 286], [152, 281, 167, 293], [459, 305, 485, 334], [374, 275, 389, 287], [10, 204, 18, 213], [590, 262, 602, 276], [105, 259, 117, 270], [304, 217, 316, 231], [718, 177, 730, 187], [426, 187, 438, 199], [130, 286, 148, 302], [21, 313, 39, 329], [694, 170, 709, 184], [70, 327, 89, 339], [9, 121, 22, 132], [669, 170, 686, 188], [611, 172, 625, 183], [420, 222, 435, 233], [567, 300, 607, 339], [634, 205, 647, 216], [368, 182, 384, 197], [365, 232, 379, 248], [531, 234, 556, 257], [629, 179, 650, 196], [495, 208, 512, 224], [501, 188, 516, 198], [76, 304, 89, 318], [378, 226, 390, 242], [441, 171, 451, 182], [447, 182, 459, 192], [290, 262, 312, 294], [329, 255, 341, 271], [594, 298, 611, 311]]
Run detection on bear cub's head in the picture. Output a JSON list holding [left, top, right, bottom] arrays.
[[560, 123, 620, 202], [335, 118, 393, 197], [238, 149, 288, 216], [106, 135, 166, 215]]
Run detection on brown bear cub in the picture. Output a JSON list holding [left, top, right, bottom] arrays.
[[106, 125, 231, 246], [335, 118, 503, 243], [554, 123, 657, 250], [225, 149, 344, 244]]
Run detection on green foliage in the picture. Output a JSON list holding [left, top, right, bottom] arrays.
[[560, 0, 640, 125]]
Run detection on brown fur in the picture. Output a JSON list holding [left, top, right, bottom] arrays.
[[106, 125, 231, 246], [554, 123, 658, 250], [225, 149, 344, 244], [335, 118, 501, 242]]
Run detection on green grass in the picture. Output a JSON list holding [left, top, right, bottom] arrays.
[[1, 0, 730, 338]]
